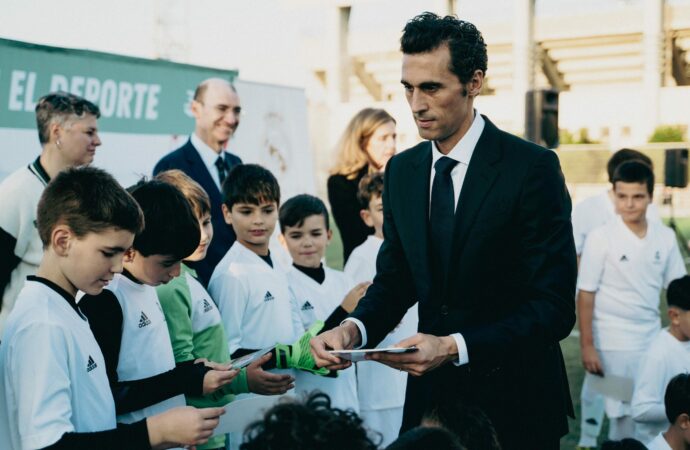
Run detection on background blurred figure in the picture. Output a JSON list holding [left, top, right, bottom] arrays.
[[327, 108, 396, 263], [0, 92, 101, 334]]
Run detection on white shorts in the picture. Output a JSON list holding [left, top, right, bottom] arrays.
[[599, 349, 645, 418]]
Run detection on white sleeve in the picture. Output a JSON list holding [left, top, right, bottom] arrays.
[[631, 349, 667, 424], [663, 236, 687, 289], [571, 203, 589, 256], [343, 254, 367, 283], [577, 229, 607, 292], [208, 273, 248, 355], [8, 324, 75, 449]]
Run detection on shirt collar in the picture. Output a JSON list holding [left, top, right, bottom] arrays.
[[27, 275, 85, 320], [431, 110, 485, 168], [191, 133, 224, 168]]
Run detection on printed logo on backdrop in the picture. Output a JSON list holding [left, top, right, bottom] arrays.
[[0, 38, 237, 135]]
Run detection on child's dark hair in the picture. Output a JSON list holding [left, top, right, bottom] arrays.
[[241, 392, 379, 450], [154, 169, 211, 218], [612, 160, 654, 196], [357, 172, 384, 209], [37, 167, 143, 247], [600, 438, 647, 450], [222, 164, 280, 209], [127, 179, 200, 260], [607, 148, 653, 183], [279, 194, 330, 234], [668, 275, 690, 310], [387, 427, 465, 450], [422, 401, 501, 450], [665, 372, 690, 424]]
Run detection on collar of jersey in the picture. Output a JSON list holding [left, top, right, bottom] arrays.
[[27, 275, 84, 319]]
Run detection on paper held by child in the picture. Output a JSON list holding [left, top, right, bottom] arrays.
[[231, 346, 276, 369], [328, 347, 418, 362]]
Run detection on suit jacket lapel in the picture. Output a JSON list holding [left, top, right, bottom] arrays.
[[182, 141, 223, 206], [449, 117, 502, 268]]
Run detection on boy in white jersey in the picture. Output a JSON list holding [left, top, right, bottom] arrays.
[[646, 373, 690, 450], [154, 170, 296, 450], [0, 92, 102, 334], [279, 193, 369, 413], [633, 275, 690, 444], [80, 179, 239, 426], [578, 160, 687, 441], [0, 167, 225, 449], [344, 173, 419, 447], [208, 164, 299, 382], [574, 149, 660, 449]]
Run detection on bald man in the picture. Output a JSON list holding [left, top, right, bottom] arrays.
[[154, 78, 243, 286]]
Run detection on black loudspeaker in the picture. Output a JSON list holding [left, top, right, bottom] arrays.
[[664, 148, 689, 188], [525, 89, 559, 149]]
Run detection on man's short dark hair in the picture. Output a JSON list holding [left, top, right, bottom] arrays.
[[240, 392, 379, 450], [279, 194, 330, 234], [400, 12, 488, 84], [193, 78, 236, 102], [35, 92, 101, 145], [127, 179, 200, 259], [357, 172, 384, 209], [667, 276, 690, 310], [37, 167, 143, 247], [222, 164, 280, 209], [665, 373, 690, 424], [607, 148, 653, 183], [612, 160, 655, 196], [422, 402, 500, 450], [387, 427, 465, 450]]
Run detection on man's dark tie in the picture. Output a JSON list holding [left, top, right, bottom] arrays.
[[215, 155, 228, 187], [430, 156, 459, 278]]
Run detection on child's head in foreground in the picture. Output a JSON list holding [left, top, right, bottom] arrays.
[[665, 373, 690, 441], [611, 159, 654, 226], [279, 194, 331, 268], [154, 169, 212, 263], [667, 276, 690, 342], [125, 178, 200, 286], [36, 166, 143, 295], [357, 172, 384, 239], [221, 164, 280, 256]]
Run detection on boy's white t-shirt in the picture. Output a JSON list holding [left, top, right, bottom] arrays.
[[0, 278, 116, 450], [578, 216, 687, 351], [344, 235, 420, 410], [646, 432, 672, 450], [572, 189, 661, 255], [287, 266, 359, 413], [208, 241, 302, 355], [632, 328, 690, 444], [105, 274, 185, 424]]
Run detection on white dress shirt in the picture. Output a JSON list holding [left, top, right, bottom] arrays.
[[346, 111, 485, 366], [190, 133, 224, 190]]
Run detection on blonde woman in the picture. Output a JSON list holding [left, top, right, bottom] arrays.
[[327, 108, 396, 263]]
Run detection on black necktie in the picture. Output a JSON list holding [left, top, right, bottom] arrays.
[[215, 155, 228, 187], [430, 156, 459, 276]]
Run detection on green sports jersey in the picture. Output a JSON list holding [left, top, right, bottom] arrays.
[[157, 264, 249, 449]]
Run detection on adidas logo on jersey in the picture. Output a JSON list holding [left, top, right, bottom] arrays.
[[264, 291, 275, 302], [301, 301, 314, 311], [620, 255, 628, 262], [203, 298, 213, 313], [138, 311, 151, 328], [86, 355, 97, 372]]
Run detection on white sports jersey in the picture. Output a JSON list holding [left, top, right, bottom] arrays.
[[646, 432, 672, 450], [578, 216, 687, 351], [106, 274, 185, 424], [288, 266, 359, 413], [0, 163, 49, 334], [345, 236, 419, 411], [208, 242, 302, 355], [0, 278, 116, 450], [572, 189, 660, 255], [632, 329, 690, 444]]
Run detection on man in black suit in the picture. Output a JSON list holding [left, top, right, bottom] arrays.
[[311, 13, 576, 450], [153, 78, 242, 286]]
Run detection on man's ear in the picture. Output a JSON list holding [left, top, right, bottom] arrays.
[[221, 204, 233, 225], [190, 99, 203, 121], [51, 225, 72, 257], [467, 69, 484, 98], [360, 209, 374, 228]]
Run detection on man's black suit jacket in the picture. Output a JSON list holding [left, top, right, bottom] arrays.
[[153, 139, 242, 286], [349, 117, 577, 449]]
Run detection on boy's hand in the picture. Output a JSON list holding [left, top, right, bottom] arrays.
[[341, 282, 371, 313], [309, 322, 360, 370], [581, 345, 604, 376], [202, 369, 239, 395], [246, 353, 295, 395], [148, 406, 225, 449]]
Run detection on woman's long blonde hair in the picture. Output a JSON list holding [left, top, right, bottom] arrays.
[[330, 108, 396, 180]]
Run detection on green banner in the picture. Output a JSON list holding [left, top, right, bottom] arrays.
[[0, 38, 237, 134]]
